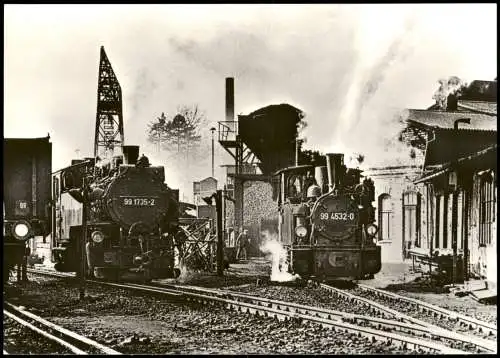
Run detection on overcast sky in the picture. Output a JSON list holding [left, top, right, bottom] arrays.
[[4, 4, 497, 199]]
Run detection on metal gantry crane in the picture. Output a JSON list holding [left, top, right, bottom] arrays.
[[94, 46, 124, 161]]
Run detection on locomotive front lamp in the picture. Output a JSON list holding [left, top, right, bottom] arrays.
[[91, 230, 104, 243], [365, 224, 378, 237], [295, 225, 307, 238], [12, 220, 32, 240]]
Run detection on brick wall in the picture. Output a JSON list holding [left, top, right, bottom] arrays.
[[223, 180, 278, 256]]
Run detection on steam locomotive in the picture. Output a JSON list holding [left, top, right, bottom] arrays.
[[274, 153, 381, 281], [4, 136, 52, 284], [51, 145, 181, 282]]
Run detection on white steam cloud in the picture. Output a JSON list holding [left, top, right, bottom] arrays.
[[144, 149, 197, 201], [327, 7, 420, 169], [4, 5, 497, 176], [260, 231, 299, 282], [176, 263, 195, 284]]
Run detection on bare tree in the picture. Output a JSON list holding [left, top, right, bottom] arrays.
[[146, 105, 207, 159], [147, 112, 169, 153]]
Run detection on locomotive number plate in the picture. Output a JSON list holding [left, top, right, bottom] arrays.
[[15, 200, 30, 216], [319, 212, 356, 221], [121, 196, 157, 207]]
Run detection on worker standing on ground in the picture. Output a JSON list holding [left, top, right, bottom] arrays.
[[236, 228, 250, 261]]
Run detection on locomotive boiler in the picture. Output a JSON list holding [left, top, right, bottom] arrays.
[[274, 153, 381, 281], [51, 145, 180, 281]]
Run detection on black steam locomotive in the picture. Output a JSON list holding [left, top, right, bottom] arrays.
[[4, 136, 52, 284], [51, 146, 181, 281], [274, 153, 381, 281]]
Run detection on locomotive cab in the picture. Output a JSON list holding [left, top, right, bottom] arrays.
[[275, 165, 320, 276]]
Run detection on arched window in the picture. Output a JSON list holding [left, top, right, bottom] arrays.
[[378, 194, 392, 240], [403, 191, 421, 257]]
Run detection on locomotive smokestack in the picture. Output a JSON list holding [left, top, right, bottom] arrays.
[[225, 77, 234, 122], [326, 153, 344, 191], [295, 139, 303, 166], [123, 145, 140, 165]]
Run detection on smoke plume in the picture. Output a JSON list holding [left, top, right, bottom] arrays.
[[326, 10, 421, 169], [432, 76, 467, 109], [4, 5, 496, 173], [259, 231, 299, 282]]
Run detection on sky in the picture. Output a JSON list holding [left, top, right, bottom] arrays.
[[4, 4, 497, 200]]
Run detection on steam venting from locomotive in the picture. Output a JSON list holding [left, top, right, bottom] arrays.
[[260, 231, 299, 282], [176, 263, 195, 283]]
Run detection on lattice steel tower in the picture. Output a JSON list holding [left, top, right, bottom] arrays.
[[94, 46, 124, 160]]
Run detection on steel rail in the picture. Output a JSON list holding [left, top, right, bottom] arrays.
[[357, 283, 497, 336], [320, 283, 497, 353], [127, 282, 476, 354], [27, 267, 74, 277], [4, 307, 87, 354], [26, 268, 183, 299], [158, 283, 495, 353], [4, 302, 121, 355], [26, 268, 487, 353]]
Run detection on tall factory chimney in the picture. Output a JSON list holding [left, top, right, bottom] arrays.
[[225, 77, 235, 122]]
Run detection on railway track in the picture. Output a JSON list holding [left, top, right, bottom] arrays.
[[165, 282, 496, 354], [25, 268, 486, 354], [320, 283, 496, 353], [3, 301, 121, 355], [356, 283, 497, 336]]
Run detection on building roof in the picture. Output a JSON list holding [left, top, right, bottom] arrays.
[[415, 144, 497, 184], [458, 100, 497, 115], [407, 109, 497, 132], [193, 177, 217, 184], [423, 129, 497, 167]]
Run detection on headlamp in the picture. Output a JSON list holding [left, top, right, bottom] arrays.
[[91, 230, 105, 243], [295, 225, 307, 238], [365, 224, 379, 237], [12, 220, 32, 240]]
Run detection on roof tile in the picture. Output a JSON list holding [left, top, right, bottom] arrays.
[[406, 109, 497, 131], [458, 100, 497, 115]]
